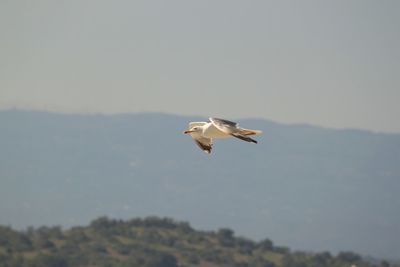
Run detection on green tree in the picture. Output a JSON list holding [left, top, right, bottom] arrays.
[[217, 228, 235, 247], [258, 238, 274, 251]]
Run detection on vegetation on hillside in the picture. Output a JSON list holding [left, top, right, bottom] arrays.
[[0, 216, 396, 267]]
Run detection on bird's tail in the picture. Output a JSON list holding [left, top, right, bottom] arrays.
[[239, 128, 263, 136]]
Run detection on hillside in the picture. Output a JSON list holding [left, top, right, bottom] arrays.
[[0, 216, 396, 267], [1, 110, 400, 259]]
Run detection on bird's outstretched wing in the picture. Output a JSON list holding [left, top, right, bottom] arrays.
[[193, 137, 213, 154], [210, 117, 259, 144], [209, 117, 238, 134]]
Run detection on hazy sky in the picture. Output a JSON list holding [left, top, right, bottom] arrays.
[[1, 0, 399, 132]]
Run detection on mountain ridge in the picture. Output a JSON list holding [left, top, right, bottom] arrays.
[[3, 108, 399, 135]]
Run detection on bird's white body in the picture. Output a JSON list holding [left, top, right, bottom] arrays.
[[189, 121, 230, 139], [203, 122, 231, 139], [184, 117, 262, 153]]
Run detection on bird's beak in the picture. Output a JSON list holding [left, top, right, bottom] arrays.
[[183, 130, 193, 134]]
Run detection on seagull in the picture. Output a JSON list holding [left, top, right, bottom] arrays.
[[183, 117, 262, 153]]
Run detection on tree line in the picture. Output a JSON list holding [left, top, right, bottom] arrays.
[[0, 216, 396, 267]]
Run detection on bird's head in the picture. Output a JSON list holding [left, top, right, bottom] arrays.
[[183, 126, 202, 134]]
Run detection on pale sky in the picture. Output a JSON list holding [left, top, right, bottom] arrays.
[[1, 0, 399, 132]]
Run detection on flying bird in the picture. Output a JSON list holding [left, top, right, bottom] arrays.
[[183, 117, 262, 153]]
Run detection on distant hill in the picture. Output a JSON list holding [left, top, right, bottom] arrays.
[[1, 110, 399, 260], [0, 216, 396, 267]]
